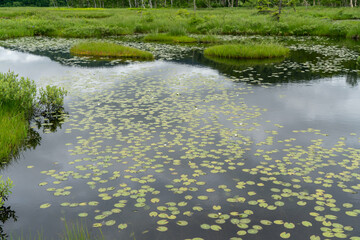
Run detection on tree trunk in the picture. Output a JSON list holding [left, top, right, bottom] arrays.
[[149, 0, 152, 7], [128, 0, 132, 7], [194, 0, 196, 11], [277, 0, 282, 21], [93, 0, 96, 7], [171, 0, 173, 7], [141, 0, 145, 8], [234, 0, 238, 7], [350, 0, 353, 7]]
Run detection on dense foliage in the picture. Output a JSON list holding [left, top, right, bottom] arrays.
[[0, 177, 12, 208], [0, 72, 67, 115], [0, 8, 359, 40], [0, 0, 357, 8], [0, 72, 67, 161]]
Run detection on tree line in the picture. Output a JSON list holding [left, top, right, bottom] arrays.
[[0, 0, 357, 9]]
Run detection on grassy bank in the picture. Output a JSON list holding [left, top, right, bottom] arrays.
[[0, 104, 28, 161], [0, 7, 359, 40], [70, 42, 154, 59], [204, 43, 289, 59], [0, 72, 67, 162]]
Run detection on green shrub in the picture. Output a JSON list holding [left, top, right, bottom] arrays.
[[0, 176, 13, 207], [0, 71, 67, 161], [0, 72, 36, 112], [176, 9, 190, 18], [140, 12, 154, 23], [38, 85, 68, 113]]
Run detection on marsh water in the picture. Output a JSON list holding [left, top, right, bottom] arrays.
[[0, 36, 360, 240]]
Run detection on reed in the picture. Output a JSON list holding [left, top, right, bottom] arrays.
[[70, 42, 154, 59], [204, 43, 290, 59]]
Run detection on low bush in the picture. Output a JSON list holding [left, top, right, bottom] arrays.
[[0, 176, 13, 207], [0, 72, 67, 161]]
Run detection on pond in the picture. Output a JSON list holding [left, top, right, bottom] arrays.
[[0, 36, 360, 240]]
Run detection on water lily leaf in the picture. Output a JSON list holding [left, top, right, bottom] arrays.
[[40, 203, 51, 209], [284, 222, 295, 229], [78, 213, 88, 217], [210, 225, 222, 231], [157, 219, 169, 225], [302, 221, 312, 227], [105, 220, 116, 226], [157, 226, 168, 232], [280, 232, 290, 239], [118, 223, 128, 230], [177, 220, 188, 226]]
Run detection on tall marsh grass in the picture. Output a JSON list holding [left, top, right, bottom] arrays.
[[143, 34, 197, 43], [9, 221, 104, 240], [204, 43, 290, 59], [70, 42, 154, 59], [0, 7, 359, 39], [0, 104, 28, 161]]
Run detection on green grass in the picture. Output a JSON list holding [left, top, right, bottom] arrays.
[[0, 7, 359, 40], [70, 42, 154, 59], [0, 104, 28, 161], [62, 221, 103, 240], [204, 43, 290, 59], [0, 72, 67, 162], [143, 34, 197, 43]]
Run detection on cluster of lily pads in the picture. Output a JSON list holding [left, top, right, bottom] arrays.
[[2, 36, 359, 239], [32, 64, 360, 240]]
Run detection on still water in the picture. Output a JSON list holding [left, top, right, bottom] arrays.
[[0, 37, 360, 240]]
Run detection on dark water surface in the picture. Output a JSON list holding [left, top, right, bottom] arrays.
[[1, 37, 360, 240]]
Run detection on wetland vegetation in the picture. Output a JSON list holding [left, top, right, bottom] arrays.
[[0, 1, 360, 240], [70, 42, 154, 59], [204, 43, 290, 59], [0, 72, 67, 162], [0, 7, 359, 40]]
